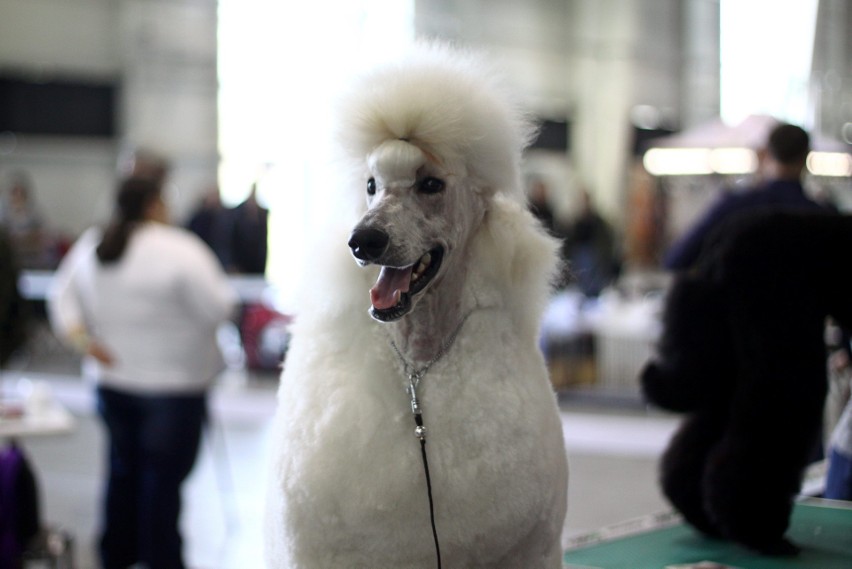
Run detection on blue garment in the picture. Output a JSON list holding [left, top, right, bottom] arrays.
[[664, 179, 828, 270], [825, 448, 852, 500], [97, 386, 206, 569], [826, 394, 852, 501]]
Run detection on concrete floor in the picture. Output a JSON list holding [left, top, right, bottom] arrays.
[[3, 345, 678, 569]]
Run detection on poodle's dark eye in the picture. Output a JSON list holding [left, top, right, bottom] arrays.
[[367, 178, 376, 196], [419, 177, 445, 194]]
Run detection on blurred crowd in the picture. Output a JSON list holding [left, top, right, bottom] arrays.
[[0, 165, 267, 276]]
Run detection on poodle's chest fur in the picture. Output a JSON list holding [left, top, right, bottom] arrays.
[[265, 309, 567, 568]]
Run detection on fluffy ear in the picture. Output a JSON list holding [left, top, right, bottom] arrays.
[[470, 193, 561, 342]]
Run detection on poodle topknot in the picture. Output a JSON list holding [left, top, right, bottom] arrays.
[[336, 42, 537, 204]]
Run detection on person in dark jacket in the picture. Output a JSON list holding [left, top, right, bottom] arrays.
[[226, 185, 268, 275], [663, 123, 830, 270], [562, 190, 621, 297], [0, 228, 27, 366]]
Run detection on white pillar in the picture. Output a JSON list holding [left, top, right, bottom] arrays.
[[118, 0, 219, 222]]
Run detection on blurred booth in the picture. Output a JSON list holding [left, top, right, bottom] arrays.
[[541, 275, 667, 399]]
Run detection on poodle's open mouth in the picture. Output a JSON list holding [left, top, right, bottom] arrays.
[[369, 247, 444, 322]]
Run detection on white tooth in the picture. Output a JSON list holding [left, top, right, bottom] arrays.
[[421, 253, 432, 266], [393, 289, 401, 303]]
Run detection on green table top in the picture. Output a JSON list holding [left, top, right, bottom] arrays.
[[563, 499, 852, 569]]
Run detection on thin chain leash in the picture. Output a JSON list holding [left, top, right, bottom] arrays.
[[388, 310, 475, 569]]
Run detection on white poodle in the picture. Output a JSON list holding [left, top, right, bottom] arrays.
[[264, 44, 568, 569]]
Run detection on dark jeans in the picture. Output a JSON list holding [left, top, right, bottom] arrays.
[[96, 386, 207, 569]]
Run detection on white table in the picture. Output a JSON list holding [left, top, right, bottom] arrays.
[[0, 402, 75, 438], [19, 270, 271, 304]]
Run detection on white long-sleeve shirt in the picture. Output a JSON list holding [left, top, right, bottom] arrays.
[[48, 223, 238, 394]]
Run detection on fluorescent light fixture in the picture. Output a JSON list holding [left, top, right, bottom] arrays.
[[807, 152, 852, 177], [643, 148, 712, 176], [708, 148, 758, 174], [642, 147, 757, 176], [645, 147, 852, 177]]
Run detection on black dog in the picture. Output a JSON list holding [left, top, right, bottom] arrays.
[[642, 210, 852, 555]]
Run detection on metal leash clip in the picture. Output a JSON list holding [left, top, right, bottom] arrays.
[[408, 373, 426, 440]]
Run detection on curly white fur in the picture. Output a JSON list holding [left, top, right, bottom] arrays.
[[265, 43, 568, 569]]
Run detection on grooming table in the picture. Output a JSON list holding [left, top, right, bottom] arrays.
[[563, 498, 852, 569]]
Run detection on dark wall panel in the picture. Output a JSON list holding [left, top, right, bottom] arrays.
[[0, 75, 117, 137]]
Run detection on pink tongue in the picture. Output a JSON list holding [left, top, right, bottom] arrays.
[[370, 266, 413, 310]]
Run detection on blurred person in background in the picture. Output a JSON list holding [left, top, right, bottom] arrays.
[[0, 227, 28, 366], [561, 190, 621, 297], [663, 123, 830, 270], [185, 185, 229, 267], [527, 176, 560, 237], [48, 177, 237, 569], [0, 171, 51, 269], [225, 183, 268, 275]]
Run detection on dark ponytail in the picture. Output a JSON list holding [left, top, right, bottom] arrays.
[[97, 177, 161, 264]]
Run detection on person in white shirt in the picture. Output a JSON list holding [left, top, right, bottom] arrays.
[[48, 176, 238, 569]]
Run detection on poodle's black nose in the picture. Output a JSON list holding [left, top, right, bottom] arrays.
[[348, 227, 389, 261]]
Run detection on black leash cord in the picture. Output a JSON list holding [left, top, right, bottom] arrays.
[[390, 313, 474, 568], [414, 412, 442, 569]]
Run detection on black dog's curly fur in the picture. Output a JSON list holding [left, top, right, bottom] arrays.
[[642, 210, 852, 555]]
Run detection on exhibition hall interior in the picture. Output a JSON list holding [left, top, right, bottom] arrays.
[[1, 0, 851, 568]]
